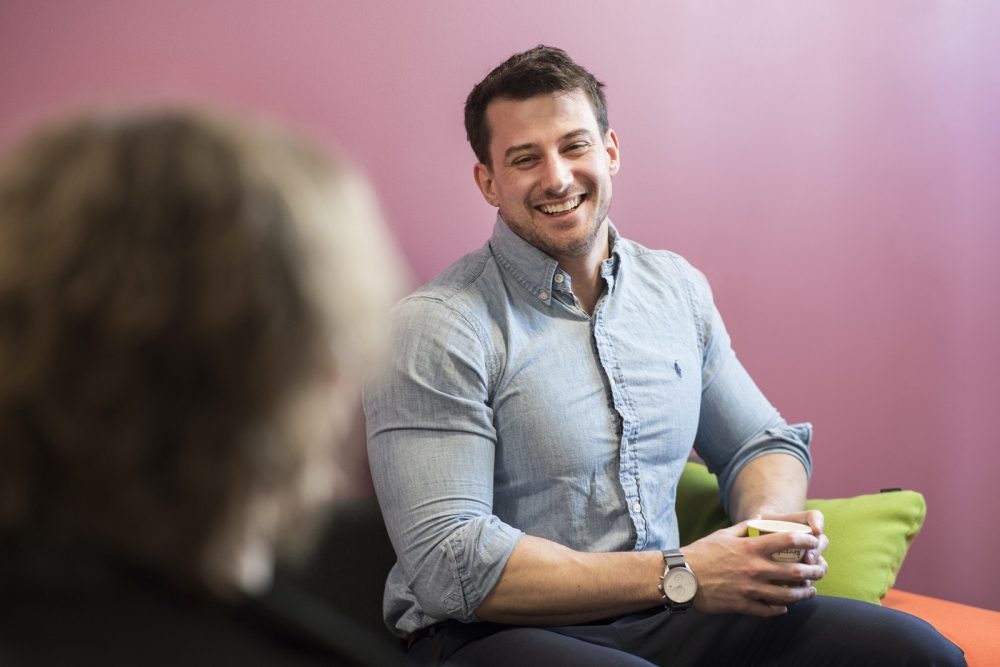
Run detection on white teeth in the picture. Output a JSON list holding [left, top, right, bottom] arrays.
[[540, 196, 582, 214]]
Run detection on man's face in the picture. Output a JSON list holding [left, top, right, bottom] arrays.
[[473, 90, 620, 261]]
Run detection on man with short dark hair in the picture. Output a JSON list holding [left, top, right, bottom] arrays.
[[365, 46, 964, 666]]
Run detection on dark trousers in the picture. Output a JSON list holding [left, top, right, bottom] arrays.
[[408, 595, 965, 667]]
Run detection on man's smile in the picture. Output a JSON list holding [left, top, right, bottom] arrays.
[[536, 194, 586, 216]]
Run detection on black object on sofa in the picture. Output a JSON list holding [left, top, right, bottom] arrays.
[[277, 495, 403, 649]]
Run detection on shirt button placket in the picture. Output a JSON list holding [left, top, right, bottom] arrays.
[[594, 311, 644, 544]]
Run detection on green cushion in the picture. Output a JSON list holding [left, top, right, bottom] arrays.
[[675, 461, 926, 605]]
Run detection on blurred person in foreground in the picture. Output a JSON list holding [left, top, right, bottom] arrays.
[[0, 111, 405, 665]]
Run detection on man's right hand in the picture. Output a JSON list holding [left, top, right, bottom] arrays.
[[681, 520, 828, 616]]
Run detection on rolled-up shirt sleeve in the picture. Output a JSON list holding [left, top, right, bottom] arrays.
[[364, 296, 523, 627], [686, 266, 813, 517]]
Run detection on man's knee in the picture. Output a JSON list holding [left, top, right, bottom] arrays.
[[782, 596, 966, 666], [866, 608, 966, 666]]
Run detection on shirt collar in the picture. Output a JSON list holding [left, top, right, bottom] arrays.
[[488, 214, 623, 306]]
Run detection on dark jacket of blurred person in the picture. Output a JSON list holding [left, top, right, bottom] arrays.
[[0, 111, 405, 666]]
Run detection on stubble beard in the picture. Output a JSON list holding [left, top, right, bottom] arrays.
[[503, 188, 612, 261]]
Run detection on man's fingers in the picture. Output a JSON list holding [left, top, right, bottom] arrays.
[[748, 530, 820, 558], [804, 533, 830, 567], [802, 509, 824, 535], [742, 579, 818, 616], [756, 581, 818, 607], [747, 546, 825, 583], [743, 600, 788, 617], [769, 562, 825, 583]]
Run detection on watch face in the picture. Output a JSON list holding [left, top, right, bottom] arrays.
[[665, 567, 697, 604]]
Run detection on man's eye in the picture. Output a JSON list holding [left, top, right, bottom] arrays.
[[566, 143, 589, 153], [512, 156, 535, 166]]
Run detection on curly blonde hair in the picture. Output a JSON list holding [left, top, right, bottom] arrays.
[[0, 111, 403, 592]]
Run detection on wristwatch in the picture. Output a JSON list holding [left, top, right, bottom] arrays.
[[659, 549, 698, 613]]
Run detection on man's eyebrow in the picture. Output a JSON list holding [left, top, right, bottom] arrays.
[[502, 129, 596, 161]]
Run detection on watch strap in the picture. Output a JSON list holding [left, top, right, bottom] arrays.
[[663, 549, 686, 569]]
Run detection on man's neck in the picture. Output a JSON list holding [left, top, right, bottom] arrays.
[[555, 223, 610, 316]]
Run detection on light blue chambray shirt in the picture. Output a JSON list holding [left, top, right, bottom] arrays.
[[364, 217, 811, 637]]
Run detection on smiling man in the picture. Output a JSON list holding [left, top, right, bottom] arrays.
[[365, 46, 964, 666]]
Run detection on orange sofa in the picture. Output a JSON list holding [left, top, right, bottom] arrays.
[[882, 589, 1000, 667]]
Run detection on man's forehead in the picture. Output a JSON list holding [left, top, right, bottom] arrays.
[[485, 90, 600, 146]]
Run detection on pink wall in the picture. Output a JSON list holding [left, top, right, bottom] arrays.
[[2, 1, 998, 611]]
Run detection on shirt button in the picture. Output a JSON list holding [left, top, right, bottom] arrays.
[[554, 274, 564, 284], [539, 291, 548, 300], [633, 502, 642, 513]]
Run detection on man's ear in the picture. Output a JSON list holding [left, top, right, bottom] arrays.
[[605, 128, 620, 177], [473, 162, 501, 207]]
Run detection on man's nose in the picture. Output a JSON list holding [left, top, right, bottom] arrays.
[[540, 156, 573, 194]]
